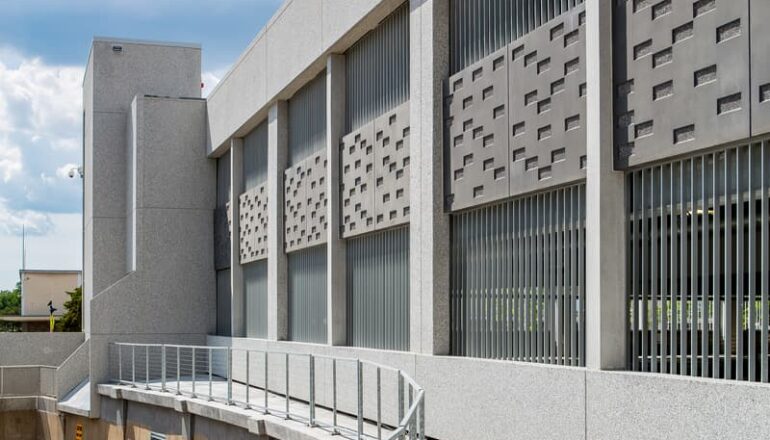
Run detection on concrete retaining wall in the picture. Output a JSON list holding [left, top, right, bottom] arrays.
[[0, 333, 84, 367]]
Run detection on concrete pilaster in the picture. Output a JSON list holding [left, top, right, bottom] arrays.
[[230, 138, 245, 338], [408, 0, 451, 355], [585, 0, 627, 370], [326, 54, 347, 346], [267, 101, 289, 341]]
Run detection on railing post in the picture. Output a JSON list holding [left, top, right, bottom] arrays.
[[176, 346, 181, 395], [332, 358, 338, 434], [118, 345, 122, 383], [145, 345, 150, 390], [397, 371, 404, 424], [227, 348, 233, 405], [131, 345, 136, 387], [419, 394, 425, 439], [208, 348, 214, 401], [161, 345, 167, 392], [245, 350, 250, 408], [377, 367, 382, 440], [308, 355, 316, 427], [357, 359, 363, 440], [264, 351, 269, 414], [285, 353, 290, 419], [192, 347, 196, 397]]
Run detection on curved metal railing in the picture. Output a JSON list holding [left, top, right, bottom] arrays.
[[110, 343, 425, 439]]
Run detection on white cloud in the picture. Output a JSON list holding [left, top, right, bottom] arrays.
[[0, 197, 53, 236], [202, 68, 227, 97], [0, 137, 22, 182]]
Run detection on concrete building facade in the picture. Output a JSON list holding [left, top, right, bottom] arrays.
[[17, 0, 770, 439]]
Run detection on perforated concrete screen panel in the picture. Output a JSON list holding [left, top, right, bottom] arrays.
[[614, 0, 751, 168], [446, 47, 511, 211], [508, 7, 587, 197], [751, 0, 770, 136], [284, 151, 328, 253], [341, 103, 411, 238], [446, 5, 586, 212], [239, 183, 268, 263]]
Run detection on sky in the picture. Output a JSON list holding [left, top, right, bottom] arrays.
[[0, 0, 282, 290]]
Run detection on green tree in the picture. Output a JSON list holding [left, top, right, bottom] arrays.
[[55, 286, 82, 332], [0, 282, 21, 332]]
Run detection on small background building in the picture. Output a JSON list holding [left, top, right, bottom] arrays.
[[0, 270, 82, 331]]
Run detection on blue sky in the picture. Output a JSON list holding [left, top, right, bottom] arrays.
[[0, 0, 282, 290]]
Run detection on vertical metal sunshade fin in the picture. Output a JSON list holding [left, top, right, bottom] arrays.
[[450, 183, 586, 365], [244, 260, 268, 338], [288, 245, 328, 343], [449, 0, 585, 74], [628, 140, 770, 382], [288, 72, 327, 166]]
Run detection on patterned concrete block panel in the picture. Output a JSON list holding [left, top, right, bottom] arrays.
[[508, 7, 587, 197], [341, 122, 376, 237], [373, 103, 410, 231], [445, 46, 511, 211], [614, 0, 750, 168], [239, 184, 268, 264], [304, 150, 328, 248], [284, 161, 308, 252], [341, 103, 411, 237], [284, 152, 328, 253]]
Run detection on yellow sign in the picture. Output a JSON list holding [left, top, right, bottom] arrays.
[[75, 424, 83, 440]]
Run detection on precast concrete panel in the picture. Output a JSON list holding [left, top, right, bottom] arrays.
[[283, 151, 328, 253], [341, 103, 411, 237], [507, 6, 587, 197], [239, 183, 269, 263], [613, 0, 750, 168]]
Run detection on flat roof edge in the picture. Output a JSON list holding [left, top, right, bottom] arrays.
[[92, 36, 201, 50]]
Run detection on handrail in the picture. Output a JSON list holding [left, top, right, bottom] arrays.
[[110, 342, 425, 439]]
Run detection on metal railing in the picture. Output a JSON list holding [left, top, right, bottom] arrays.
[[0, 365, 57, 399], [110, 343, 425, 439]]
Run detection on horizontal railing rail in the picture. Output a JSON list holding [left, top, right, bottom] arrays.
[[110, 343, 425, 439]]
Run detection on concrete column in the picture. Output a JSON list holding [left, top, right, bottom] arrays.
[[326, 54, 347, 346], [230, 138, 245, 337], [585, 0, 627, 370], [408, 0, 451, 355], [267, 101, 289, 341]]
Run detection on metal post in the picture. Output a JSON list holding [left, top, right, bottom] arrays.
[[176, 346, 181, 395], [145, 345, 149, 390], [357, 360, 363, 439], [285, 353, 290, 419], [131, 345, 136, 387], [227, 348, 233, 405], [332, 358, 338, 434], [161, 345, 167, 392], [419, 396, 425, 439], [377, 367, 382, 440], [309, 355, 316, 427], [192, 347, 196, 397], [264, 351, 269, 414], [397, 372, 404, 424], [245, 351, 250, 408], [208, 348, 213, 401], [118, 345, 123, 383]]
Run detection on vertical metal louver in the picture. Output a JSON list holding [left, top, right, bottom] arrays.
[[346, 226, 410, 351], [345, 2, 410, 133], [288, 245, 328, 343], [451, 183, 586, 365], [243, 120, 268, 190], [449, 0, 585, 74], [244, 260, 268, 339], [216, 269, 232, 337], [288, 72, 327, 166], [214, 153, 231, 271], [628, 140, 770, 382]]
